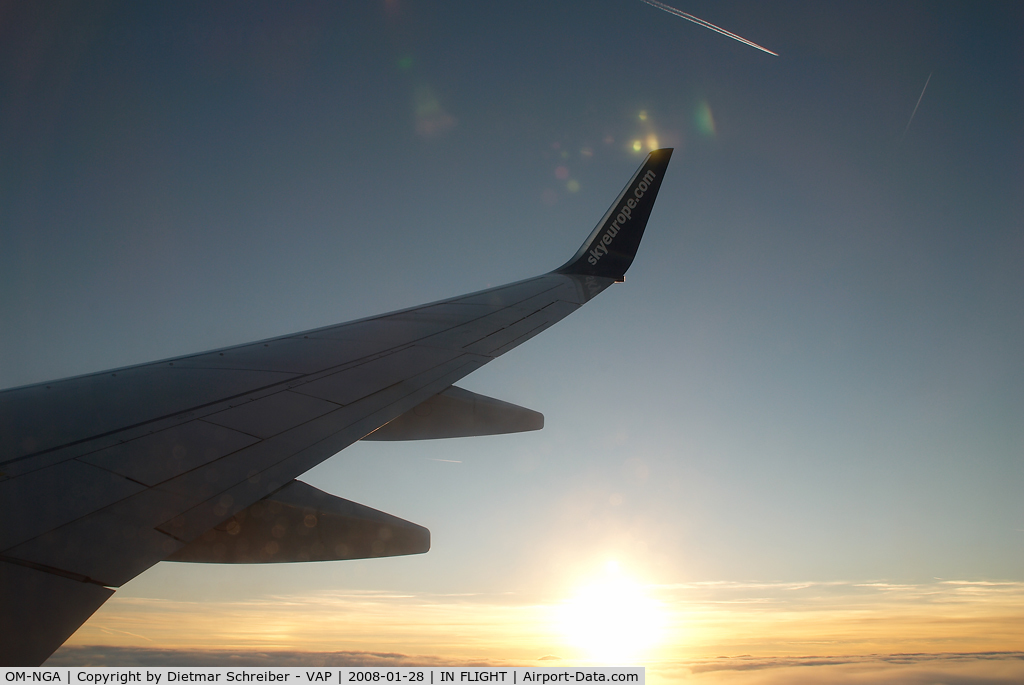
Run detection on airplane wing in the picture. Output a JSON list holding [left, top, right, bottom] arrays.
[[0, 148, 672, 666]]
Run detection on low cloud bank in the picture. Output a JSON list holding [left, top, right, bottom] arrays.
[[48, 646, 1024, 684], [46, 645, 506, 667], [683, 650, 1024, 673]]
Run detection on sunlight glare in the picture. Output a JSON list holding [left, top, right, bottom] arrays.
[[558, 561, 665, 664]]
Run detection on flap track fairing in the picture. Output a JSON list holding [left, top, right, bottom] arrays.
[[362, 385, 543, 441], [167, 480, 429, 563]]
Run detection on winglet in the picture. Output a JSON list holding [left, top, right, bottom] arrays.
[[555, 148, 672, 281]]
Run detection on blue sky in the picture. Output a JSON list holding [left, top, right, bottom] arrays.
[[2, 0, 1022, 674]]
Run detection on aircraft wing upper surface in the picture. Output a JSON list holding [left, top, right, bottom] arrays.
[[0, 148, 672, 665]]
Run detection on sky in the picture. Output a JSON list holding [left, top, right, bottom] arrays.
[[2, 0, 1023, 681]]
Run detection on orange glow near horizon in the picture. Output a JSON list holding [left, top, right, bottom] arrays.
[[59, 579, 1024, 680]]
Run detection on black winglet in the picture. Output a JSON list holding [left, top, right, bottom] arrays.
[[555, 148, 673, 282]]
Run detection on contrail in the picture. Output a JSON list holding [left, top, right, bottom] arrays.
[[640, 0, 778, 56], [902, 71, 932, 139]]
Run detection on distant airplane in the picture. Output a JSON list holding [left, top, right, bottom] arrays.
[[0, 149, 673, 666]]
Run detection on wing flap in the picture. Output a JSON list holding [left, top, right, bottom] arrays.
[[5, 512, 183, 587], [0, 561, 114, 667]]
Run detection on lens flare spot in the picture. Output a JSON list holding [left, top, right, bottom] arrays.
[[646, 134, 659, 150], [555, 166, 569, 180], [632, 140, 643, 152], [566, 179, 580, 193], [638, 110, 648, 121], [580, 147, 593, 158], [396, 56, 413, 71], [695, 100, 716, 137], [414, 86, 455, 137]]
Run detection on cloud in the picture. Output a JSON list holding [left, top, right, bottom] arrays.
[[680, 651, 1024, 674], [47, 647, 1024, 685], [47, 645, 511, 667], [650, 653, 1024, 684]]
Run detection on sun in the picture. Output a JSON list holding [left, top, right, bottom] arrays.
[[557, 561, 666, 664]]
